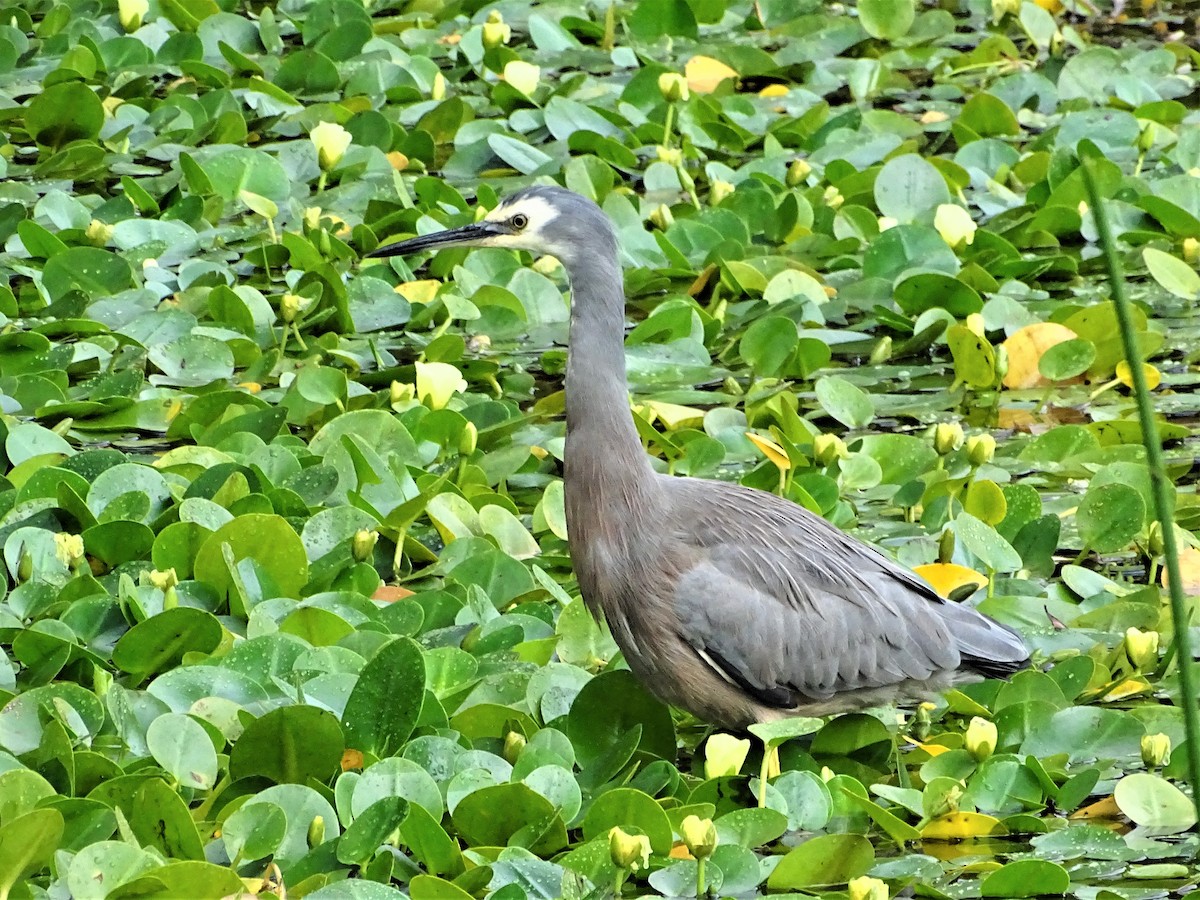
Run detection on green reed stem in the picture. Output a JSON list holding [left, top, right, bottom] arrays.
[[1082, 158, 1200, 817]]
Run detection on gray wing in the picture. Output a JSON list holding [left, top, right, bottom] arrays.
[[663, 476, 1029, 709]]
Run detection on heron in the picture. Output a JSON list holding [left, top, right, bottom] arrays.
[[369, 185, 1030, 730]]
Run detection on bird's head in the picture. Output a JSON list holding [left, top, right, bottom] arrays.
[[366, 185, 614, 268]]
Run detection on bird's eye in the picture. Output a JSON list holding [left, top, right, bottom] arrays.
[[511, 213, 528, 230]]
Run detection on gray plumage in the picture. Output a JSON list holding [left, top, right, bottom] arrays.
[[369, 185, 1031, 729]]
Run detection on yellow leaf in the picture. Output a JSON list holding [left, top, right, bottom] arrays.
[[905, 737, 951, 757], [996, 407, 1037, 431], [1115, 360, 1161, 390], [395, 280, 440, 304], [645, 401, 704, 430], [685, 55, 738, 94], [1001, 322, 1078, 389], [913, 563, 989, 598], [1162, 546, 1200, 594], [1070, 795, 1121, 821], [745, 432, 790, 471], [387, 151, 409, 171], [1101, 677, 1152, 702], [921, 812, 1007, 840], [1034, 0, 1063, 11]]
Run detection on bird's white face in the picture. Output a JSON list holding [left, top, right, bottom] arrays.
[[367, 188, 580, 264], [477, 193, 563, 257]]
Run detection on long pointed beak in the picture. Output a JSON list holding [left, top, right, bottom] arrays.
[[365, 221, 502, 259]]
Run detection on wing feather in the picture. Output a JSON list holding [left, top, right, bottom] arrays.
[[664, 476, 1028, 708]]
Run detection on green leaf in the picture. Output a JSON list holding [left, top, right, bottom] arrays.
[[1077, 483, 1146, 553], [111, 607, 223, 677], [25, 82, 104, 147], [336, 797, 409, 867], [814, 376, 874, 428], [875, 155, 951, 223], [858, 0, 915, 40], [193, 514, 309, 600], [0, 808, 63, 898], [947, 325, 996, 387], [1114, 773, 1197, 832], [1142, 247, 1200, 299], [1037, 338, 1096, 381], [146, 713, 218, 790], [342, 637, 426, 757], [766, 833, 874, 889], [981, 859, 1070, 898], [230, 705, 345, 784], [954, 512, 1022, 573]]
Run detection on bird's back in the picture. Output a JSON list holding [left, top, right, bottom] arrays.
[[647, 474, 1029, 722]]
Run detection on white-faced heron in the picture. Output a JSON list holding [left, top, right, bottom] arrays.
[[369, 185, 1030, 729]]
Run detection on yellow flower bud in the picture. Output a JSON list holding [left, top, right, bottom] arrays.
[[1147, 521, 1165, 557], [813, 433, 848, 467], [965, 313, 986, 337], [938, 528, 955, 563], [1124, 627, 1159, 670], [54, 533, 85, 568], [869, 336, 892, 366], [303, 207, 322, 231], [310, 121, 352, 172], [352, 529, 378, 562], [934, 204, 977, 249], [17, 549, 33, 582], [307, 815, 325, 848], [704, 732, 750, 779], [657, 72, 690, 102], [1141, 732, 1171, 770], [1182, 237, 1199, 264], [119, 0, 148, 32], [878, 216, 898, 232], [680, 815, 717, 860], [849, 875, 890, 900], [708, 179, 735, 206], [786, 158, 811, 186], [965, 434, 996, 467], [390, 381, 415, 407], [649, 204, 674, 231], [965, 716, 997, 761], [822, 186, 843, 210], [934, 422, 964, 455], [503, 730, 526, 764], [1137, 122, 1156, 152], [447, 422, 475, 459], [608, 826, 650, 872], [482, 10, 511, 48], [280, 293, 303, 324], [432, 72, 446, 101], [86, 219, 114, 246]]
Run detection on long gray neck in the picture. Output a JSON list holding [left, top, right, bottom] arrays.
[[562, 251, 652, 498]]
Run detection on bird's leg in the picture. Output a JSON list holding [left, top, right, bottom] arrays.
[[891, 708, 912, 789]]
